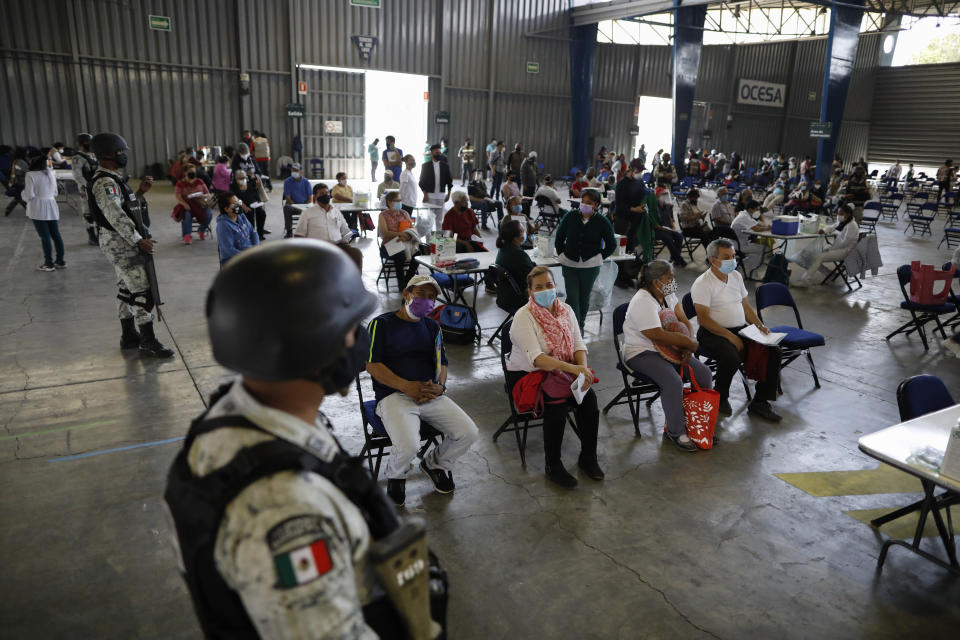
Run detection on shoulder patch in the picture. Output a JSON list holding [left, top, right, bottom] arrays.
[[273, 538, 333, 589], [105, 184, 118, 197], [267, 514, 334, 551]]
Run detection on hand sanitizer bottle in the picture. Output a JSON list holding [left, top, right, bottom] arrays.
[[941, 417, 960, 480]]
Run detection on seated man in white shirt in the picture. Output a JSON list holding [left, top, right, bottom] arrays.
[[730, 200, 771, 275], [294, 183, 363, 270], [534, 175, 566, 217], [691, 239, 783, 422]]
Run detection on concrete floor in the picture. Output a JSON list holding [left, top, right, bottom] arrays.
[[2, 182, 959, 639]]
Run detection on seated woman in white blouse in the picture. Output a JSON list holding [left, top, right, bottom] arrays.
[[621, 260, 713, 451], [792, 202, 860, 287], [506, 266, 602, 488]]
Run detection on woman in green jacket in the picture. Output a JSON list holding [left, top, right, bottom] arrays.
[[554, 189, 616, 332]]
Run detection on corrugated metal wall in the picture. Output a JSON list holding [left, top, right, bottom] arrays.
[[869, 62, 960, 166], [591, 33, 881, 170]]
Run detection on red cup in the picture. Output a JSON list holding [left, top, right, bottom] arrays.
[[619, 237, 627, 247], [430, 243, 437, 254]]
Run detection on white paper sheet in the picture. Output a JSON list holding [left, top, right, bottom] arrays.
[[738, 324, 786, 345], [384, 237, 406, 256], [570, 373, 587, 405], [248, 201, 264, 209]]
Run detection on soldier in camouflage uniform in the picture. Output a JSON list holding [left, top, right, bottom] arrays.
[[71, 133, 99, 246], [89, 133, 173, 358]]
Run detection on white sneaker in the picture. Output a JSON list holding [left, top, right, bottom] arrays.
[[944, 338, 960, 358]]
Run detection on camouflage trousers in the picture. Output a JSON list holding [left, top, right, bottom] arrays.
[[98, 230, 153, 325]]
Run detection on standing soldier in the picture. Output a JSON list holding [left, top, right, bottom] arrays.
[[88, 133, 173, 358], [72, 133, 100, 246], [165, 240, 448, 639]]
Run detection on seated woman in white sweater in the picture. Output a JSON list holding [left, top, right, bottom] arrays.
[[794, 202, 860, 286], [505, 266, 602, 488]]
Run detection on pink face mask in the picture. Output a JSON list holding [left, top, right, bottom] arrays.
[[580, 204, 594, 216]]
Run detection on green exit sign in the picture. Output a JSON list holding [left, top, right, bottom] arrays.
[[809, 121, 832, 139], [286, 103, 304, 118], [149, 15, 171, 31], [526, 61, 540, 74], [350, 0, 381, 6]]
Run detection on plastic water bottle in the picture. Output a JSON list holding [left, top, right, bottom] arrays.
[[942, 417, 960, 480]]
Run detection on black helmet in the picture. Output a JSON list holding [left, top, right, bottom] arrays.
[[91, 133, 129, 158], [206, 240, 377, 382], [76, 133, 93, 146]]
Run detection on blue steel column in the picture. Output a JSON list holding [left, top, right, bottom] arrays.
[[570, 23, 597, 172], [672, 2, 707, 179], [816, 0, 864, 182]]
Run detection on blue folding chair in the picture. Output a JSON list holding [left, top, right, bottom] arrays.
[[905, 202, 937, 237], [880, 193, 903, 222], [600, 303, 662, 436], [355, 373, 443, 478], [433, 272, 477, 308], [492, 320, 580, 465], [904, 191, 928, 217], [755, 283, 826, 389], [897, 374, 955, 421], [861, 201, 881, 234], [885, 264, 956, 350], [941, 262, 960, 330], [681, 293, 751, 401], [939, 210, 960, 250]]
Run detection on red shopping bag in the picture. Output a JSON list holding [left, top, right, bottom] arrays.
[[682, 364, 720, 450], [909, 261, 955, 305]]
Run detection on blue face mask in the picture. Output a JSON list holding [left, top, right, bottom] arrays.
[[392, 201, 402, 210], [520, 233, 527, 244], [533, 288, 557, 308], [512, 204, 522, 214], [718, 258, 738, 274]]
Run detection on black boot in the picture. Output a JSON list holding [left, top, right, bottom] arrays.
[[543, 420, 577, 488], [138, 322, 175, 358], [120, 318, 141, 349], [86, 227, 99, 246]]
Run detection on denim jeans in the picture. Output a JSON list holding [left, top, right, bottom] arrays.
[[32, 219, 64, 265], [182, 208, 211, 237]]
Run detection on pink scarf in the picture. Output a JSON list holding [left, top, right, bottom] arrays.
[[528, 296, 575, 363]]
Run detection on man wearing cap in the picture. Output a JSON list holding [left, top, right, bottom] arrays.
[[282, 162, 312, 238], [366, 275, 479, 507], [165, 241, 449, 638]]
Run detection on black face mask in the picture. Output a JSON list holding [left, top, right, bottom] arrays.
[[314, 328, 371, 394], [115, 151, 128, 168], [187, 173, 196, 179], [432, 154, 442, 161], [317, 194, 331, 205]]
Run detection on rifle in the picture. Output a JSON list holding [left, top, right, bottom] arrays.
[[129, 195, 164, 321]]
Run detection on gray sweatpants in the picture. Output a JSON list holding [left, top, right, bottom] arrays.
[[625, 351, 713, 438]]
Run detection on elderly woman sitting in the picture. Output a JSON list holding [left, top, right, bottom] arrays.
[[378, 190, 423, 289], [230, 169, 267, 240], [174, 165, 213, 244], [506, 266, 604, 488], [621, 260, 713, 451]]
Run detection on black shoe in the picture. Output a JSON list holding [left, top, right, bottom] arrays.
[[53, 260, 67, 269], [748, 400, 782, 422], [545, 462, 578, 488], [262, 229, 271, 235], [283, 230, 292, 239], [138, 322, 175, 358], [420, 459, 455, 493], [718, 399, 733, 417], [387, 479, 406, 506], [86, 228, 99, 246], [481, 224, 490, 231], [120, 318, 141, 349], [664, 432, 698, 451], [614, 277, 636, 289], [674, 257, 688, 267], [577, 455, 605, 480]]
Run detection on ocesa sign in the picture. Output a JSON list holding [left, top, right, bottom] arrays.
[[737, 79, 786, 108]]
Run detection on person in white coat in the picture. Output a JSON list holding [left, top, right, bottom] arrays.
[[24, 155, 65, 271], [793, 203, 860, 286]]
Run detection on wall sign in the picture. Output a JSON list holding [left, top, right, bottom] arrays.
[[324, 120, 344, 134], [350, 0, 381, 7], [285, 103, 304, 118], [298, 81, 308, 95], [807, 90, 817, 101], [629, 127, 639, 136], [149, 15, 171, 31], [435, 111, 450, 125], [526, 61, 540, 74], [737, 79, 786, 108], [352, 35, 378, 60], [809, 121, 832, 139]]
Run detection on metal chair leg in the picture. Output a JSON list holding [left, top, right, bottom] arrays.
[[806, 351, 821, 388]]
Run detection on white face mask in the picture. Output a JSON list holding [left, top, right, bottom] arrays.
[[238, 179, 247, 187], [291, 171, 300, 179]]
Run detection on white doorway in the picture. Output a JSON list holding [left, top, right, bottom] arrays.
[[636, 95, 673, 163], [364, 70, 429, 186]]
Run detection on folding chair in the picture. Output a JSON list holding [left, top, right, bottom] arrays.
[[941, 262, 960, 330], [433, 271, 477, 308], [681, 234, 705, 262], [904, 191, 928, 217], [885, 264, 956, 350], [600, 303, 662, 436], [487, 263, 523, 346], [880, 193, 902, 222], [534, 195, 563, 232], [860, 202, 881, 234], [376, 243, 400, 292], [681, 293, 752, 401], [755, 283, 826, 389], [939, 210, 960, 250], [905, 202, 937, 237], [492, 320, 580, 465], [355, 374, 443, 478], [821, 256, 862, 291]]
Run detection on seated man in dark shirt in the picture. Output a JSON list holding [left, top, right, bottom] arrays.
[[467, 170, 504, 230], [366, 275, 479, 506]]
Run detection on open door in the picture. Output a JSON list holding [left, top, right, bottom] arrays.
[[298, 68, 365, 181]]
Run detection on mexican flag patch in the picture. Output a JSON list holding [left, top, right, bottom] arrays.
[[273, 539, 332, 589]]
